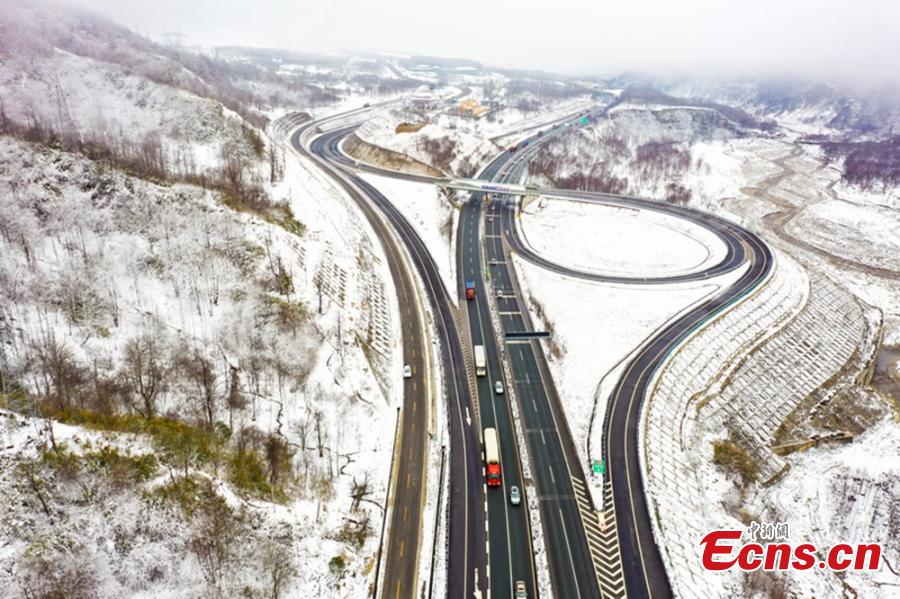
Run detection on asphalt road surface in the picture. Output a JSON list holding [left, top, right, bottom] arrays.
[[311, 109, 773, 599], [306, 125, 488, 599]]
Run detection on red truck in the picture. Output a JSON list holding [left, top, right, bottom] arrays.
[[484, 428, 501, 487], [465, 280, 476, 300]]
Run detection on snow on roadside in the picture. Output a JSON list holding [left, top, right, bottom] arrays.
[[519, 197, 728, 278], [513, 256, 738, 463], [357, 109, 499, 177], [358, 173, 460, 302]]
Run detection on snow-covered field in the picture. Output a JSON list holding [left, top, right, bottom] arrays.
[[511, 218, 744, 467], [519, 197, 728, 277], [788, 199, 900, 271]]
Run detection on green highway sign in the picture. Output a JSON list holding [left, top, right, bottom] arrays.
[[592, 459, 605, 474]]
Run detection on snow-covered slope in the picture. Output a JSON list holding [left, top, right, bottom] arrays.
[[0, 134, 400, 597], [356, 107, 500, 177]]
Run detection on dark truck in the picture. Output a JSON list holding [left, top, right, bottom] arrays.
[[465, 280, 476, 300]]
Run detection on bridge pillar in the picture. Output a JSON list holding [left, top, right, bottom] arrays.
[[521, 192, 540, 210], [439, 185, 467, 208]]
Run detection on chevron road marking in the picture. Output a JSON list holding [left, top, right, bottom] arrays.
[[571, 476, 627, 598]]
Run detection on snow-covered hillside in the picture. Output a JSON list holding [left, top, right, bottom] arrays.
[[0, 131, 400, 597], [0, 3, 410, 595], [355, 106, 500, 177]]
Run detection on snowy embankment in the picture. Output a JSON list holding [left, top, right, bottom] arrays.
[[510, 195, 739, 468], [357, 173, 459, 302], [356, 108, 499, 177], [519, 197, 727, 277]]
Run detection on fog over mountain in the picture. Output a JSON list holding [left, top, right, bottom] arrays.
[[71, 0, 900, 84]]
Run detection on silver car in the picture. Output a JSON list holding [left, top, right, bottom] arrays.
[[494, 380, 504, 395], [509, 485, 521, 506]]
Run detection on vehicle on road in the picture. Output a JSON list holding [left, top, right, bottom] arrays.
[[515, 580, 527, 598], [509, 145, 517, 153], [362, 102, 370, 108], [474, 345, 486, 377], [496, 288, 503, 298], [494, 380, 504, 395], [509, 485, 520, 505], [537, 130, 544, 137], [403, 364, 412, 379], [483, 427, 501, 487], [465, 280, 476, 300]]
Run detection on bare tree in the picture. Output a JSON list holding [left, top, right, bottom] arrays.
[[27, 333, 85, 413], [189, 488, 238, 592], [225, 366, 246, 430], [121, 333, 167, 419], [177, 346, 218, 429], [18, 547, 99, 599], [264, 433, 294, 488], [260, 539, 296, 599]]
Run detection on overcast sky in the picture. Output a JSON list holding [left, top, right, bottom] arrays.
[[74, 0, 900, 83]]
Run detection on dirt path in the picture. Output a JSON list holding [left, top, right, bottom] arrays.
[[741, 143, 900, 281]]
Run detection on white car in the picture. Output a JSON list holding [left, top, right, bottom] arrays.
[[514, 580, 527, 598], [494, 380, 504, 395], [515, 580, 528, 599], [509, 485, 521, 506], [403, 364, 412, 379]]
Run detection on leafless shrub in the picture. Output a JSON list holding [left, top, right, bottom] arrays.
[[824, 136, 900, 189], [529, 152, 629, 194], [420, 136, 458, 173], [27, 333, 87, 413], [121, 332, 168, 419], [264, 434, 294, 488], [18, 545, 99, 599], [665, 183, 692, 206], [86, 362, 126, 415], [54, 270, 110, 327], [632, 141, 691, 179], [189, 487, 240, 591], [515, 97, 541, 113], [225, 366, 247, 429], [175, 344, 219, 429], [618, 87, 776, 131], [260, 538, 297, 599], [507, 78, 586, 101], [742, 568, 787, 598]]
